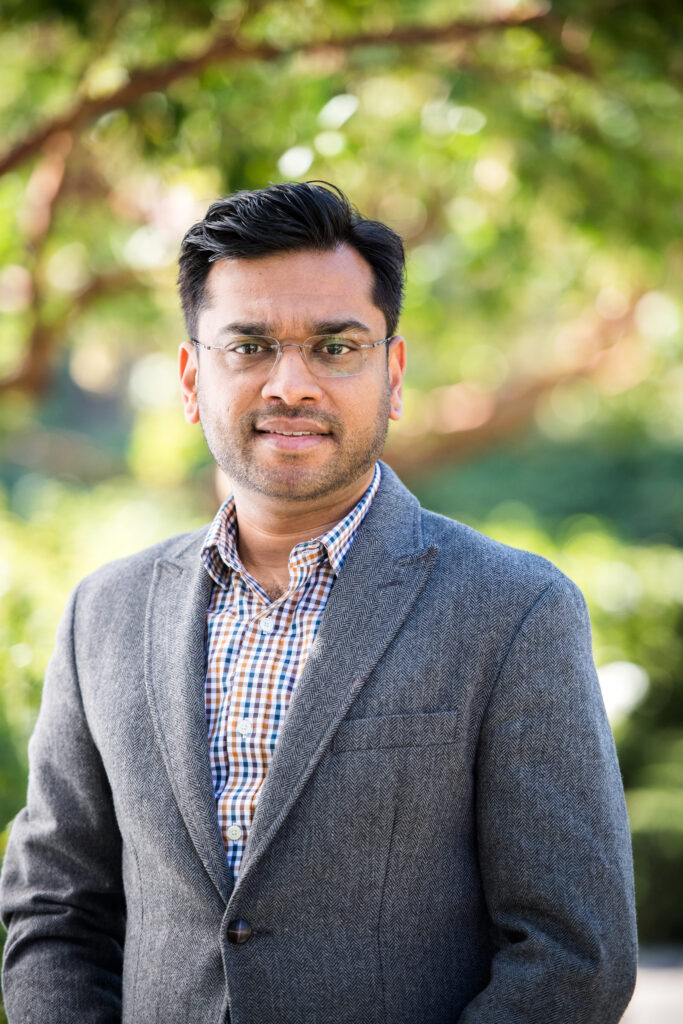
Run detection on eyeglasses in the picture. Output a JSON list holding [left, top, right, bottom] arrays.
[[190, 334, 394, 378]]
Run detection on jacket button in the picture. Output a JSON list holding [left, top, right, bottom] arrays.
[[227, 919, 253, 945]]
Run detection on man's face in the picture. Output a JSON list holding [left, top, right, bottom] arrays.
[[179, 244, 406, 503]]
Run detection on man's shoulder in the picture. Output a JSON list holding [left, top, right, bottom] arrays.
[[419, 505, 571, 604], [376, 464, 570, 603], [77, 523, 209, 600]]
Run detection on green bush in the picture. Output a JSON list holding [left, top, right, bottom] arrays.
[[627, 788, 683, 943]]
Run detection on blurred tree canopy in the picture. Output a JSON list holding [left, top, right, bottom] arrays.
[[1, 0, 682, 983], [2, 0, 683, 460]]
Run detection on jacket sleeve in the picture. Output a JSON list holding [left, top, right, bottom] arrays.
[[458, 576, 637, 1024], [0, 584, 125, 1024]]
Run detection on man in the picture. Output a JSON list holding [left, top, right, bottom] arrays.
[[1, 181, 636, 1023]]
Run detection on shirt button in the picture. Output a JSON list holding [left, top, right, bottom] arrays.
[[227, 824, 242, 841], [237, 719, 253, 737], [260, 616, 275, 634]]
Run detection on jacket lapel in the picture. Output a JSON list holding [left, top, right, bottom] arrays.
[[144, 541, 234, 904], [232, 465, 437, 901]]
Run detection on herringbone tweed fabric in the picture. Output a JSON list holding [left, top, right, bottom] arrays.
[[0, 463, 637, 1024]]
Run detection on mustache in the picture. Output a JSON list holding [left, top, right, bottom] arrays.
[[247, 407, 343, 433]]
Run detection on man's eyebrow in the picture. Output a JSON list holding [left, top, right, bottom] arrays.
[[215, 319, 373, 337], [311, 319, 372, 335], [216, 321, 271, 336]]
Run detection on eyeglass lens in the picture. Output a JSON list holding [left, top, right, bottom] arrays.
[[219, 336, 369, 378]]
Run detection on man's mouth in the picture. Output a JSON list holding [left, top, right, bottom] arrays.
[[256, 429, 325, 436], [254, 417, 332, 437], [252, 420, 334, 450]]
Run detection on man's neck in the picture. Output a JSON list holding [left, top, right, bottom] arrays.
[[232, 469, 374, 598]]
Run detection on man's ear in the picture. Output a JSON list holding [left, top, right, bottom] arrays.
[[179, 341, 200, 424], [387, 335, 406, 422]]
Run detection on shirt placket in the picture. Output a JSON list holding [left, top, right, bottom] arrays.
[[219, 547, 324, 875]]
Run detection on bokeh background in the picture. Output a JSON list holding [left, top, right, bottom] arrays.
[[1, 0, 682, 1018]]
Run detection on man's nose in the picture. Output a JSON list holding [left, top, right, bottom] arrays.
[[260, 345, 325, 404]]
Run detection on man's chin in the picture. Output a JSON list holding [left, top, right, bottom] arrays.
[[247, 466, 341, 502], [224, 453, 365, 503]]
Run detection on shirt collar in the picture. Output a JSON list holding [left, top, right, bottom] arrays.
[[201, 462, 381, 587]]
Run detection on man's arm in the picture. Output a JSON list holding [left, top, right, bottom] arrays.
[[460, 575, 637, 1024], [1, 585, 125, 1024]]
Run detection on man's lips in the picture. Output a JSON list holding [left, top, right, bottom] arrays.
[[257, 429, 325, 436], [254, 420, 331, 437], [252, 419, 334, 451]]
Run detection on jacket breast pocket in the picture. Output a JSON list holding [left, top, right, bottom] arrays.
[[331, 710, 458, 753]]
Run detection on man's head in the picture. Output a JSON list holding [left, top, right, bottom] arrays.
[[177, 182, 407, 506]]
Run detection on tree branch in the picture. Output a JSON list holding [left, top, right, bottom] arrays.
[[0, 269, 145, 396], [4, 132, 75, 395], [383, 304, 638, 478], [20, 131, 73, 250], [0, 8, 550, 177]]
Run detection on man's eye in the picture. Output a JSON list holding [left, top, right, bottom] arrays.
[[227, 339, 272, 356], [317, 337, 356, 356]]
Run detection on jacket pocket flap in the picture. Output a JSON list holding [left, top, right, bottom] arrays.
[[332, 710, 458, 752]]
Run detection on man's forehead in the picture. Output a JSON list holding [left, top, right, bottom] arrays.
[[199, 245, 382, 332], [205, 245, 372, 296]]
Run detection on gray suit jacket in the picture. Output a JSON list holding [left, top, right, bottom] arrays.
[[1, 464, 637, 1023]]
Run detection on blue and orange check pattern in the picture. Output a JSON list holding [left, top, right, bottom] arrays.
[[201, 463, 381, 879]]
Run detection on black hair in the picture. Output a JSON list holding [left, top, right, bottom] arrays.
[[177, 181, 405, 338]]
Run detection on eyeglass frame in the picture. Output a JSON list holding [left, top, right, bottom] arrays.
[[189, 333, 396, 379]]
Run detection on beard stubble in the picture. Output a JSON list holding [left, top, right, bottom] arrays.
[[196, 379, 391, 502]]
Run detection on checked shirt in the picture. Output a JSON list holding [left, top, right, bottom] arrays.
[[201, 463, 381, 879]]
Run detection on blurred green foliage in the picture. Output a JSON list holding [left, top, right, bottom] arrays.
[[1, 0, 682, 1004]]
